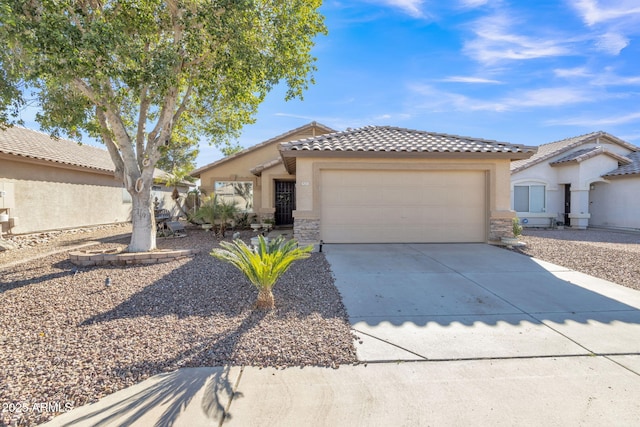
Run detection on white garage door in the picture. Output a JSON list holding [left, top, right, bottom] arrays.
[[320, 169, 487, 243]]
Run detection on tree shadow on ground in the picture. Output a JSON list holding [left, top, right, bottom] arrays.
[[58, 310, 267, 426], [325, 243, 640, 328], [79, 252, 340, 324], [0, 260, 74, 293]]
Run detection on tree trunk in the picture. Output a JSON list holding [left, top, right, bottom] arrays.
[[128, 188, 157, 252], [255, 288, 275, 310]]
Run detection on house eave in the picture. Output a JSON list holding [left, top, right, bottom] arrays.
[[190, 121, 336, 178], [0, 151, 116, 176], [280, 149, 535, 174], [511, 131, 640, 174], [601, 172, 640, 180]]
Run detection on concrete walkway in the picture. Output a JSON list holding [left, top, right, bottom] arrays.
[[44, 244, 640, 426]]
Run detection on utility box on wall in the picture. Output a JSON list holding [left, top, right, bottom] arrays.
[[0, 182, 15, 209], [0, 182, 15, 233]]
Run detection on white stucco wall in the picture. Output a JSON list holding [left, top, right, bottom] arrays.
[[511, 160, 560, 227], [511, 141, 634, 229], [589, 178, 640, 230]]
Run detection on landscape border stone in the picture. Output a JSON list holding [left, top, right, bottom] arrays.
[[69, 248, 198, 266]]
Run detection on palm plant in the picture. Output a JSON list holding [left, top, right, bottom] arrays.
[[193, 195, 220, 227], [211, 235, 313, 309], [216, 198, 240, 237], [159, 165, 196, 217]]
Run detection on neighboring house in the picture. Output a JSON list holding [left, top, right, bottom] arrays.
[[0, 126, 189, 235], [510, 131, 640, 230], [194, 122, 536, 244]]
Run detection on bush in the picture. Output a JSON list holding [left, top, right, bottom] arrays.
[[512, 217, 523, 237]]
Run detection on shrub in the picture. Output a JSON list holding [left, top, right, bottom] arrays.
[[211, 235, 313, 309]]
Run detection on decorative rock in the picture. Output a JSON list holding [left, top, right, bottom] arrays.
[[0, 239, 18, 251], [68, 248, 198, 266]]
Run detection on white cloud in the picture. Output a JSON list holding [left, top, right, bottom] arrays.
[[595, 31, 629, 54], [593, 73, 640, 85], [553, 67, 593, 78], [504, 87, 592, 107], [568, 0, 640, 55], [376, 0, 425, 17], [408, 84, 509, 112], [458, 0, 489, 8], [440, 76, 502, 84], [463, 13, 572, 64], [570, 0, 640, 26], [553, 66, 640, 86], [409, 84, 596, 113], [547, 111, 640, 126]]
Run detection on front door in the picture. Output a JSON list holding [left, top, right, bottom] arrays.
[[274, 181, 295, 226], [564, 184, 571, 226]]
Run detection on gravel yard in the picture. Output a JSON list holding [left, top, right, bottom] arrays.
[[2, 225, 639, 426], [515, 228, 640, 291], [0, 226, 357, 426]]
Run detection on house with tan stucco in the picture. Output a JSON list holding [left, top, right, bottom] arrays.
[[0, 126, 188, 235], [510, 131, 640, 230], [193, 122, 537, 244], [191, 122, 336, 227]]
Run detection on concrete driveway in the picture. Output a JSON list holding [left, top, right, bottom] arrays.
[[45, 243, 640, 426], [324, 243, 640, 362]]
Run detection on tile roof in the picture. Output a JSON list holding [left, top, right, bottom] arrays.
[[549, 147, 632, 166], [249, 158, 283, 176], [279, 126, 536, 155], [603, 151, 640, 177], [191, 121, 335, 177], [0, 126, 183, 183], [0, 126, 114, 172], [510, 131, 638, 173]]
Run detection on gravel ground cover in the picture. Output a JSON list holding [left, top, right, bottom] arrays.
[[3, 224, 638, 426], [0, 227, 357, 426], [0, 223, 133, 267], [515, 228, 640, 291]]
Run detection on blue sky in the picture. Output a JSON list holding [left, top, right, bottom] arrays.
[[197, 0, 640, 167], [14, 0, 640, 169]]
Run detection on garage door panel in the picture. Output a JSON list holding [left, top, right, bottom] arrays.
[[320, 170, 487, 243]]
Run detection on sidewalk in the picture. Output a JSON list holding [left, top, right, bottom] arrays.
[[39, 242, 640, 426], [44, 356, 640, 427]]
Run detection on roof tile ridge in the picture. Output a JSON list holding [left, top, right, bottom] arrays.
[[381, 126, 525, 147], [511, 132, 600, 173]]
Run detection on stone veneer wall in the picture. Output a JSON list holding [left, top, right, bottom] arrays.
[[294, 217, 513, 243], [69, 248, 198, 266], [489, 217, 513, 241], [294, 218, 320, 244]]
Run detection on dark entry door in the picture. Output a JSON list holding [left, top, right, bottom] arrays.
[[564, 184, 571, 226], [275, 181, 295, 226]]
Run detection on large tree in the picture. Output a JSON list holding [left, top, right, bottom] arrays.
[[0, 0, 325, 251]]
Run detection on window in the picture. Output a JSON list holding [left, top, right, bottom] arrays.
[[215, 181, 253, 212], [514, 185, 545, 213]]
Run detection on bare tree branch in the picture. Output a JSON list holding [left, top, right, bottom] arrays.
[[95, 107, 124, 182], [71, 78, 101, 106], [136, 85, 150, 167], [172, 84, 192, 125]]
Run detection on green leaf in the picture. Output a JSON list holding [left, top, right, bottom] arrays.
[[211, 235, 313, 304]]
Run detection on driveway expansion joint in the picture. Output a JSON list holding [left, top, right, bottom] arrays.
[[353, 328, 428, 360], [220, 366, 245, 427], [353, 353, 640, 365]]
